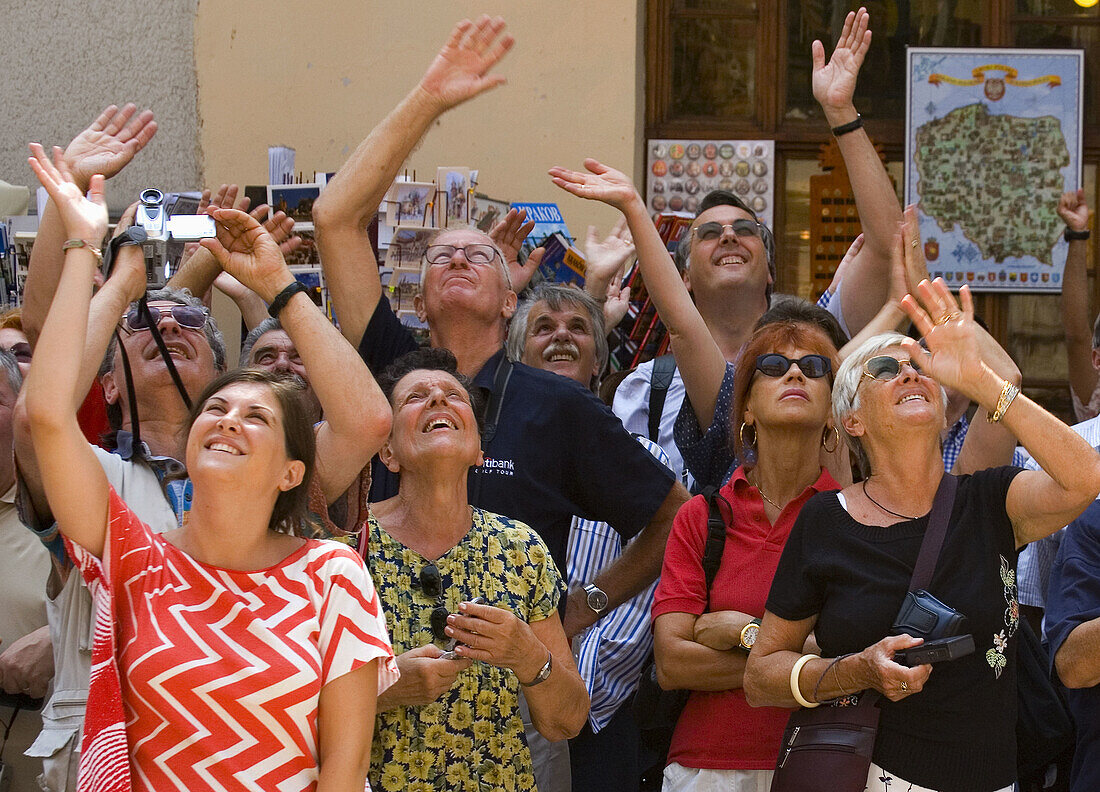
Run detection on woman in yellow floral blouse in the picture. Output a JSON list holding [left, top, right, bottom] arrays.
[[362, 347, 588, 792]]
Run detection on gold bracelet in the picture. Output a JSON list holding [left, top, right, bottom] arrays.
[[790, 653, 821, 708], [62, 238, 103, 264], [986, 380, 1021, 424]]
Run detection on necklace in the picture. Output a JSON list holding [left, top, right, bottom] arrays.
[[862, 480, 919, 521], [750, 473, 785, 511]]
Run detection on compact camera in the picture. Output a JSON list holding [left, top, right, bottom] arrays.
[[132, 189, 215, 289], [892, 589, 967, 641]]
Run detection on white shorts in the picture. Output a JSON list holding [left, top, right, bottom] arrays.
[[662, 764, 774, 792]]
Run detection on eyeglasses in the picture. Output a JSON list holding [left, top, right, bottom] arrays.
[[1, 343, 31, 364], [414, 563, 451, 643], [861, 355, 922, 382], [755, 353, 832, 379], [691, 219, 761, 242], [425, 244, 501, 266], [122, 304, 209, 333]]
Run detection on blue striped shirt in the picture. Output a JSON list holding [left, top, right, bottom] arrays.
[[567, 437, 670, 732]]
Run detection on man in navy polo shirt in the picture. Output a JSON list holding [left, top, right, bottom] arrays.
[[1046, 496, 1100, 792], [314, 16, 687, 641]]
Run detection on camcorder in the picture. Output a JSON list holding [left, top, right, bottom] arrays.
[[126, 188, 215, 289]]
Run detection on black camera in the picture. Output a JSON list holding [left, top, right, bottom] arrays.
[[892, 589, 968, 641]]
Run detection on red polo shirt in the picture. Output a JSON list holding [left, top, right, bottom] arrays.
[[652, 465, 839, 770]]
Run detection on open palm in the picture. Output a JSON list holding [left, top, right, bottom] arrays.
[[200, 209, 289, 302], [811, 8, 871, 111], [65, 104, 157, 186], [28, 144, 107, 242], [419, 17, 514, 111]]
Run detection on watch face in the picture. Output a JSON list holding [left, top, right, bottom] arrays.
[[587, 587, 609, 613], [742, 623, 760, 649]]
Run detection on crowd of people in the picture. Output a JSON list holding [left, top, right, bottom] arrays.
[[4, 9, 1100, 792]]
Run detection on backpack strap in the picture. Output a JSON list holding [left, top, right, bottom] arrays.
[[700, 485, 728, 607], [647, 354, 677, 442]]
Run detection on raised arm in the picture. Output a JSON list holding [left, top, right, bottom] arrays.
[[313, 16, 513, 347], [199, 209, 392, 500], [1057, 189, 1096, 415], [487, 208, 545, 294], [550, 159, 727, 427], [22, 105, 157, 347], [814, 8, 903, 335], [901, 280, 1100, 545], [22, 146, 111, 556]]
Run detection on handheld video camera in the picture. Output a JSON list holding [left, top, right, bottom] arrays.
[[130, 189, 216, 289]]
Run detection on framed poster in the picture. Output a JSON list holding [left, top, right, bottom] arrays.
[[905, 48, 1083, 292], [646, 140, 775, 228]]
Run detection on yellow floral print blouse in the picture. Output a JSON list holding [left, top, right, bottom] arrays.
[[365, 508, 565, 792]]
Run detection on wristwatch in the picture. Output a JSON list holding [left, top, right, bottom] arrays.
[[583, 583, 609, 616], [738, 618, 762, 653], [521, 651, 553, 687]]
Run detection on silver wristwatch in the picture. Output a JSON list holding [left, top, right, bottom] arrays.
[[583, 583, 609, 615], [521, 651, 553, 687]]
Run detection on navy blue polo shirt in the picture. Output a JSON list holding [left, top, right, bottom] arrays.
[[359, 296, 676, 579], [1046, 498, 1100, 792]]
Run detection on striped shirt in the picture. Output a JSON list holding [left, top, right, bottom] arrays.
[[567, 437, 670, 732]]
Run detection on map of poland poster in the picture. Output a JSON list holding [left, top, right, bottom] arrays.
[[906, 49, 1082, 293]]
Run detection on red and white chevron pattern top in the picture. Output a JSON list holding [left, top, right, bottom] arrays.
[[70, 488, 398, 792]]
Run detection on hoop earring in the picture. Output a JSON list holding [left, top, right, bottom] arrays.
[[739, 422, 757, 449], [822, 425, 840, 454]]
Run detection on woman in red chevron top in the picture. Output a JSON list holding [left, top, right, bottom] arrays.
[[24, 143, 398, 792]]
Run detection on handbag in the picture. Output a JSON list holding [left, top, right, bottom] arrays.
[[1016, 617, 1074, 791], [771, 474, 958, 792], [634, 486, 728, 758]]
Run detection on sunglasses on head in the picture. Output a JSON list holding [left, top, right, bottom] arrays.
[[415, 563, 451, 642], [692, 219, 761, 242], [122, 304, 209, 333], [755, 353, 831, 379], [861, 354, 922, 382]]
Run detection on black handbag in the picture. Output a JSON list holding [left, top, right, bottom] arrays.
[[771, 474, 958, 792], [633, 486, 728, 758], [1016, 618, 1075, 791]]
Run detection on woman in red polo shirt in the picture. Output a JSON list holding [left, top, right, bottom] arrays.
[[651, 319, 840, 790]]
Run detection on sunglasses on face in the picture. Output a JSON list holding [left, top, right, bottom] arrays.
[[425, 244, 500, 266], [415, 563, 451, 642], [692, 219, 761, 242], [122, 304, 209, 333], [2, 343, 31, 364], [861, 355, 922, 382], [755, 353, 832, 379]]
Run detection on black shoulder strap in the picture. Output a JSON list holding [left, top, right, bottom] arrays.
[[909, 474, 959, 591], [647, 354, 677, 442], [700, 485, 728, 606], [482, 357, 513, 444]]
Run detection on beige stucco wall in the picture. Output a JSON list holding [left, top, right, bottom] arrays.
[[195, 1, 644, 238], [1, 0, 200, 211]]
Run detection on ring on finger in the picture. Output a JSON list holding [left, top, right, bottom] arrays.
[[910, 239, 919, 248], [900, 681, 909, 692], [934, 311, 961, 326]]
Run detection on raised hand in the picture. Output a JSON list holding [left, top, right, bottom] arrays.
[[489, 207, 543, 293], [199, 208, 292, 303], [548, 159, 641, 212], [64, 104, 157, 189], [1058, 189, 1090, 232], [811, 7, 871, 118], [418, 16, 514, 113], [584, 219, 636, 285], [899, 205, 931, 295], [900, 278, 985, 397], [27, 143, 107, 244]]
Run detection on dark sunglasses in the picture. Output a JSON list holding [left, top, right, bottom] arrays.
[[862, 354, 922, 382], [1, 343, 31, 363], [755, 353, 832, 379], [692, 219, 761, 241], [123, 304, 209, 333], [415, 563, 450, 642]]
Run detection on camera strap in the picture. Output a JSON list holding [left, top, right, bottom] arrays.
[[909, 473, 958, 591], [136, 297, 193, 412]]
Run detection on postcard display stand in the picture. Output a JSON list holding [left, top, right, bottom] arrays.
[[266, 179, 332, 321], [626, 140, 775, 367]]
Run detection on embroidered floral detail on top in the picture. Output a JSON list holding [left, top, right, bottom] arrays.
[[986, 555, 1019, 679]]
